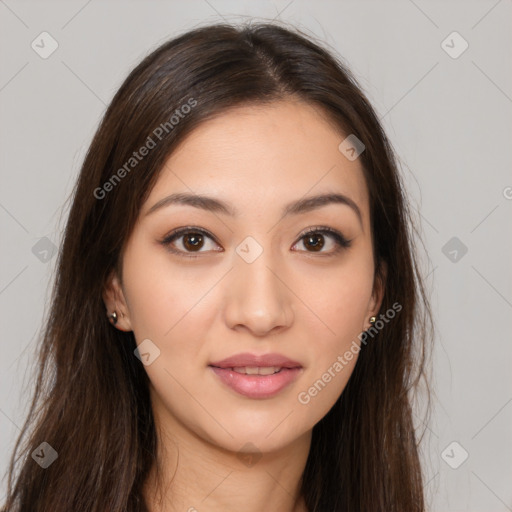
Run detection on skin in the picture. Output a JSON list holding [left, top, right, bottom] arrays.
[[103, 99, 385, 512]]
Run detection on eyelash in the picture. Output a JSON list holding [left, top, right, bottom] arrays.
[[160, 225, 352, 259]]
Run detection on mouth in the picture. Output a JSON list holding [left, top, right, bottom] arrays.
[[208, 353, 303, 399], [211, 366, 288, 375], [209, 352, 302, 370]]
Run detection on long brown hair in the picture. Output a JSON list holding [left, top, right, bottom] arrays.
[[2, 22, 433, 511]]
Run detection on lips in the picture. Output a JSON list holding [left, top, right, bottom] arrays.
[[209, 352, 302, 369], [209, 352, 303, 399]]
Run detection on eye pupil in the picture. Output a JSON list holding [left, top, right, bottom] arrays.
[[305, 234, 324, 252], [183, 233, 204, 251]]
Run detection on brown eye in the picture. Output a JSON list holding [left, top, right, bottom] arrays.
[[293, 227, 352, 255], [182, 233, 205, 251], [161, 227, 221, 258], [303, 233, 325, 252]]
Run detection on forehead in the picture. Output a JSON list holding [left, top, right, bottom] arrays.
[[143, 100, 369, 224]]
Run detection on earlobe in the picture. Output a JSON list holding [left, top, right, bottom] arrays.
[[102, 270, 133, 332]]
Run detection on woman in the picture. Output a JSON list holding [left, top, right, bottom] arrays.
[[2, 22, 433, 511]]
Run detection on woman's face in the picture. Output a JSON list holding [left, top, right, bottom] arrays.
[[105, 100, 384, 454]]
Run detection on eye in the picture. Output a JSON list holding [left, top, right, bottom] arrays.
[[292, 226, 352, 255], [160, 226, 222, 259], [160, 225, 352, 259]]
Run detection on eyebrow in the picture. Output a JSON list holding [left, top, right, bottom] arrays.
[[145, 191, 363, 227]]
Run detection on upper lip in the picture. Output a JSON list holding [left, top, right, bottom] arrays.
[[209, 352, 302, 369]]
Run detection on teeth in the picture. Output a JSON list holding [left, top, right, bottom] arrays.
[[232, 366, 282, 375]]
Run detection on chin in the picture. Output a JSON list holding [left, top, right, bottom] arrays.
[[192, 408, 313, 456]]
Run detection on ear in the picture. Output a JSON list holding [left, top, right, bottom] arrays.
[[102, 269, 133, 332], [366, 260, 387, 328]]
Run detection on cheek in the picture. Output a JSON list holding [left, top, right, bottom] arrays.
[[295, 250, 374, 344], [122, 239, 218, 345], [291, 251, 374, 401]]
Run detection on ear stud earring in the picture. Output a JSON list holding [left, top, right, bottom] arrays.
[[369, 316, 376, 325], [109, 311, 118, 325]]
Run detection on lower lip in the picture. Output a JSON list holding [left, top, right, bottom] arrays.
[[209, 366, 302, 399]]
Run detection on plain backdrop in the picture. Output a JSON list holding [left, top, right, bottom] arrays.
[[0, 1, 511, 510]]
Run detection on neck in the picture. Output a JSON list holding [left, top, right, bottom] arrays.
[[143, 414, 311, 512]]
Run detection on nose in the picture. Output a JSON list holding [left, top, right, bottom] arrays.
[[223, 251, 294, 337]]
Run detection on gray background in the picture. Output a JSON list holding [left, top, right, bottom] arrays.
[[1, 1, 511, 510]]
